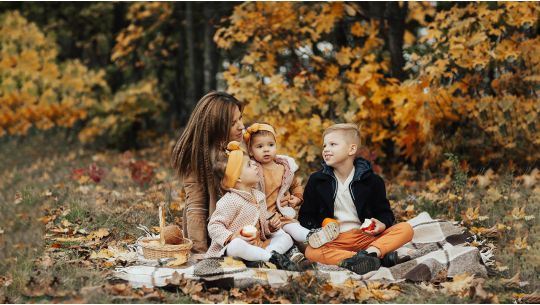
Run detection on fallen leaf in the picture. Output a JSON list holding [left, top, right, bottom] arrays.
[[220, 256, 247, 268], [502, 272, 520, 288], [441, 273, 475, 297], [40, 255, 54, 268], [479, 225, 499, 238], [521, 290, 540, 304], [93, 228, 110, 238], [167, 253, 188, 267], [486, 188, 502, 201], [62, 219, 73, 227], [470, 281, 499, 303], [253, 270, 269, 283]]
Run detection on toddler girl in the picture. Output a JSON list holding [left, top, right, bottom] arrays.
[[243, 123, 339, 263], [205, 141, 299, 270]]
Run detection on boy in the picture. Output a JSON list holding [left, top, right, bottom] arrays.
[[298, 124, 414, 275]]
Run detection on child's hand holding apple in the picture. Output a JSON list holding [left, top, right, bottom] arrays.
[[232, 225, 258, 245], [361, 218, 386, 236]]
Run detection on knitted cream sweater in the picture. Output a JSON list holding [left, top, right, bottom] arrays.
[[333, 168, 363, 233]]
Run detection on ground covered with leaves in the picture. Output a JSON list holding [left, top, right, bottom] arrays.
[[0, 133, 539, 304]]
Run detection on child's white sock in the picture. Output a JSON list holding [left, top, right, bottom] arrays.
[[265, 232, 293, 254], [225, 233, 294, 262], [282, 222, 311, 243], [225, 238, 272, 261]]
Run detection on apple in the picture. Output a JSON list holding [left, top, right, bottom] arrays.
[[361, 219, 375, 231], [240, 225, 258, 238]]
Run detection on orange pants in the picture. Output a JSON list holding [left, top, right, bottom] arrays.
[[305, 222, 414, 265]]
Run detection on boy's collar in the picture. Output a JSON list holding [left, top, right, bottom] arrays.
[[321, 157, 373, 181]]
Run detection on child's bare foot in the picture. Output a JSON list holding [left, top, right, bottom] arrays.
[[306, 222, 339, 249]]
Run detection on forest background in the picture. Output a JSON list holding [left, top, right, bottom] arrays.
[[1, 1, 539, 304]]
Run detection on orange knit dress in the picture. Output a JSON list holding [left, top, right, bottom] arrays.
[[263, 164, 304, 226]]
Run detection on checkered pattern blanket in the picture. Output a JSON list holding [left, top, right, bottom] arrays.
[[114, 212, 490, 289]]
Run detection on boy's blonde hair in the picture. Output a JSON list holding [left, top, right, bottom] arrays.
[[322, 123, 362, 149]]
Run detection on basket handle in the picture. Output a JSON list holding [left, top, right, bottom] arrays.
[[159, 206, 166, 246]]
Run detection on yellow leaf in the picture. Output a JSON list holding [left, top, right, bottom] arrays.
[[486, 188, 502, 201], [259, 262, 277, 269], [219, 256, 246, 268], [253, 270, 269, 283], [167, 253, 188, 267], [351, 22, 365, 37], [62, 219, 73, 227], [404, 30, 415, 45], [92, 228, 109, 238], [336, 47, 353, 66], [441, 273, 475, 297], [77, 175, 91, 185]]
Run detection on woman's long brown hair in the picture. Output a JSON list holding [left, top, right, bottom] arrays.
[[171, 91, 245, 189]]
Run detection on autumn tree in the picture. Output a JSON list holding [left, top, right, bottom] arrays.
[[214, 2, 436, 176], [216, 1, 539, 177], [397, 1, 540, 167], [0, 11, 107, 138]]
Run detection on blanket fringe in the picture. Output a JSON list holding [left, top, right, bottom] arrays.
[[468, 235, 496, 266]]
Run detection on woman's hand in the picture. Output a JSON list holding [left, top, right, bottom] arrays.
[[269, 214, 281, 229], [231, 227, 257, 245], [362, 218, 386, 236]]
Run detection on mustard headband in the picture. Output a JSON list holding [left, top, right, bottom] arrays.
[[243, 123, 276, 147], [224, 141, 246, 188]]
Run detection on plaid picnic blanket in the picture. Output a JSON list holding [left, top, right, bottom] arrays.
[[114, 212, 489, 289]]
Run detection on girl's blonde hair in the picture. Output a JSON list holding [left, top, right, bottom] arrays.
[[171, 91, 245, 188]]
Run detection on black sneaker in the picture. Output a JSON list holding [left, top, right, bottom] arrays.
[[305, 222, 340, 249], [284, 245, 305, 264], [350, 249, 399, 268], [380, 251, 399, 268], [338, 250, 381, 275], [269, 251, 299, 271]]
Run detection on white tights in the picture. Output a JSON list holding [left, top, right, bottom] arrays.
[[225, 232, 293, 262], [279, 222, 310, 243]]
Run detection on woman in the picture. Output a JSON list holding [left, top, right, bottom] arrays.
[[171, 91, 245, 255]]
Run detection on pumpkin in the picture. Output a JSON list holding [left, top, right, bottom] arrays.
[[322, 218, 339, 227]]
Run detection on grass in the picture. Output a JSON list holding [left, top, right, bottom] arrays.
[[0, 131, 538, 303]]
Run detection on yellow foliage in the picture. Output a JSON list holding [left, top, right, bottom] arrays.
[[216, 2, 540, 175], [0, 11, 107, 137]]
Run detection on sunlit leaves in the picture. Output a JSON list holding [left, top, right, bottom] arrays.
[[0, 11, 107, 137], [400, 2, 540, 164]]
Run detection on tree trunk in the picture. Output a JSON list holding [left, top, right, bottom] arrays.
[[370, 2, 387, 47], [173, 2, 186, 125], [203, 2, 217, 93], [386, 1, 408, 82], [185, 2, 196, 109]]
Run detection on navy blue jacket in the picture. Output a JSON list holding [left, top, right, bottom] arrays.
[[298, 157, 395, 230]]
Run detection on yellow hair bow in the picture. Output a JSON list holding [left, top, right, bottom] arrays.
[[224, 141, 245, 188], [243, 123, 276, 147]]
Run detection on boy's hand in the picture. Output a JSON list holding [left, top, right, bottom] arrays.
[[231, 227, 257, 245], [269, 214, 281, 229], [362, 218, 386, 236]]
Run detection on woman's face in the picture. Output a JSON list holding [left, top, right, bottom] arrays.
[[228, 106, 244, 142]]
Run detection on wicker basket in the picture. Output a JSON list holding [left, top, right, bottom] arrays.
[[138, 206, 193, 260], [138, 237, 193, 260]]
